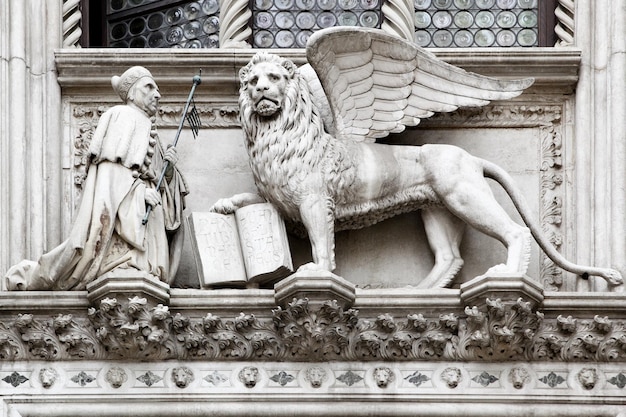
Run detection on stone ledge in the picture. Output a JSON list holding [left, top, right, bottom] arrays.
[[86, 270, 170, 306], [274, 270, 356, 309], [2, 287, 625, 317], [54, 47, 581, 97]]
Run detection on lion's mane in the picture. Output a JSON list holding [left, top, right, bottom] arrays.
[[238, 53, 356, 221]]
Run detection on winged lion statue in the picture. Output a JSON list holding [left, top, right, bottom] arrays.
[[211, 27, 623, 289]]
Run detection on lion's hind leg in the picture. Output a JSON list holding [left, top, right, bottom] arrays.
[[417, 207, 465, 288], [426, 149, 531, 276], [440, 178, 532, 276]]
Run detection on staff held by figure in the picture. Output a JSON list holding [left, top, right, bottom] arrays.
[[143, 71, 202, 225]]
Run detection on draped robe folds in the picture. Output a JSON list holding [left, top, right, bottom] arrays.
[[5, 105, 188, 290]]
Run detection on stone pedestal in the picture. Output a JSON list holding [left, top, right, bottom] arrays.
[[460, 273, 545, 309], [86, 269, 170, 307], [274, 270, 356, 308]]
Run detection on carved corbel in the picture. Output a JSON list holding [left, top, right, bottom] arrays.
[[87, 297, 175, 360], [459, 298, 544, 361]]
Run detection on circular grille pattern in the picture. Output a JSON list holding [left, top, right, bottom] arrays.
[[252, 0, 382, 48], [108, 0, 220, 48], [414, 0, 538, 47]]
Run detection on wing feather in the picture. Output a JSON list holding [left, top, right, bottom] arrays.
[[306, 27, 534, 142]]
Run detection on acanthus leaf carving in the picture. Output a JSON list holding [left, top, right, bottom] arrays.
[[87, 297, 176, 360], [539, 112, 564, 290], [0, 322, 24, 360], [459, 298, 544, 361], [272, 299, 358, 361], [14, 313, 62, 360], [53, 314, 100, 359], [3, 297, 626, 362]]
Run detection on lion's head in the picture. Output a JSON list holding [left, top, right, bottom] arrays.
[[239, 52, 297, 117], [236, 52, 357, 224]]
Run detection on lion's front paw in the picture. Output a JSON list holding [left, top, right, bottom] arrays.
[[209, 198, 237, 214], [297, 262, 331, 272]]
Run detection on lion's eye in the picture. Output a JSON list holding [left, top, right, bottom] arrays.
[[269, 73, 280, 82], [249, 76, 258, 86]]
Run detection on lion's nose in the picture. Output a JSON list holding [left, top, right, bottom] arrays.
[[256, 78, 270, 91]]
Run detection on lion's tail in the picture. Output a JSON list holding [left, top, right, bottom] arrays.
[[482, 159, 623, 286]]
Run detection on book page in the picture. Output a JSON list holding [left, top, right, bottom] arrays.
[[187, 212, 247, 287], [235, 203, 293, 284]]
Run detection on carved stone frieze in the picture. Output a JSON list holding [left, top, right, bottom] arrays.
[[420, 104, 562, 129], [539, 117, 565, 290], [2, 297, 626, 362]]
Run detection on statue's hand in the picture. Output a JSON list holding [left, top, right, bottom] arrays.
[[145, 188, 162, 207], [209, 197, 237, 214], [163, 145, 179, 166]]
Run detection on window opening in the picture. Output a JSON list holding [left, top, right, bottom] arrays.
[[104, 0, 220, 48], [413, 0, 540, 48], [250, 0, 382, 48]]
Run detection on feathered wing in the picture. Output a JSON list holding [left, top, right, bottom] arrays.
[[305, 27, 535, 142]]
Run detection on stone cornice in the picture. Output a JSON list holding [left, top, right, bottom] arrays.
[[54, 47, 581, 97]]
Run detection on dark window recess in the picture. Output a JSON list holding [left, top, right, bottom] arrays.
[[79, 0, 557, 48], [412, 0, 558, 48], [81, 0, 220, 48], [250, 0, 382, 48]]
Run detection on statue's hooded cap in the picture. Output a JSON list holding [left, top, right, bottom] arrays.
[[111, 66, 154, 102]]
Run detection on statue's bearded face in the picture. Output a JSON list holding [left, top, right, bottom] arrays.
[[245, 62, 290, 117], [129, 77, 161, 116]]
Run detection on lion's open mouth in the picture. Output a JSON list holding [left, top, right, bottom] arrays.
[[255, 97, 280, 116]]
